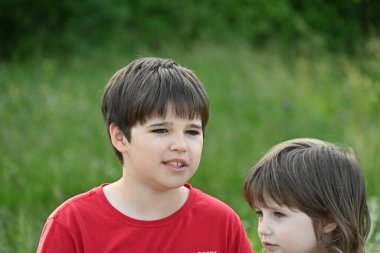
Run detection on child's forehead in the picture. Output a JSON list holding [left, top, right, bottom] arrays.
[[144, 114, 202, 123], [254, 196, 302, 213], [147, 105, 201, 120], [254, 196, 280, 208]]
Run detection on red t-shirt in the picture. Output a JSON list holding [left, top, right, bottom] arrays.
[[37, 184, 253, 253]]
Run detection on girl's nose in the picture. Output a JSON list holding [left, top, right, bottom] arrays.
[[257, 218, 272, 237]]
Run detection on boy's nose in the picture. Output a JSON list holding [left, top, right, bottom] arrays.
[[169, 134, 188, 152]]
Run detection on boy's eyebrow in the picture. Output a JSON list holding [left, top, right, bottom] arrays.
[[189, 123, 202, 129], [146, 122, 202, 129], [147, 121, 170, 127]]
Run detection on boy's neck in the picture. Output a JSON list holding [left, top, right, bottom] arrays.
[[103, 179, 190, 221]]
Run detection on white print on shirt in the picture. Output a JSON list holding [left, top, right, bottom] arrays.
[[189, 251, 217, 253]]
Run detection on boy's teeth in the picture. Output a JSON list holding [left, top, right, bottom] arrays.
[[167, 161, 183, 167]]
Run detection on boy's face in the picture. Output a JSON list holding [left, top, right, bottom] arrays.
[[122, 106, 203, 191], [255, 198, 320, 253]]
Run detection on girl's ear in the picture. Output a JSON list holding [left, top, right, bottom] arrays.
[[323, 222, 337, 234], [109, 123, 128, 153]]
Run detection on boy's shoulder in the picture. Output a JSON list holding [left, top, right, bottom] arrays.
[[190, 185, 240, 218], [48, 184, 106, 220]]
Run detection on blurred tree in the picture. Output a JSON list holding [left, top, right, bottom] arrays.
[[0, 0, 379, 59]]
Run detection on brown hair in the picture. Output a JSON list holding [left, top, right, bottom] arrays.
[[243, 138, 371, 253], [102, 57, 209, 163]]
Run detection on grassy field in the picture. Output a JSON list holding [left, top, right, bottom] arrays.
[[1, 41, 380, 252]]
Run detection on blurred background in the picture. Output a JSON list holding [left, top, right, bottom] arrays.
[[1, 0, 380, 252]]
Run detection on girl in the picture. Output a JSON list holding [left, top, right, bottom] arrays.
[[243, 138, 371, 253]]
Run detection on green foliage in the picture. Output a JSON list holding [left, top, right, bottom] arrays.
[[0, 0, 131, 58], [1, 41, 380, 252], [1, 0, 379, 59]]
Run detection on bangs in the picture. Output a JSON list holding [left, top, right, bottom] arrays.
[[132, 67, 209, 127], [245, 168, 286, 209], [244, 158, 305, 210]]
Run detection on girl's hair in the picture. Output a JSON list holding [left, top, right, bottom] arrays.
[[102, 57, 209, 163], [243, 138, 371, 253]]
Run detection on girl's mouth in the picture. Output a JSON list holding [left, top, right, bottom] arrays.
[[262, 241, 278, 251]]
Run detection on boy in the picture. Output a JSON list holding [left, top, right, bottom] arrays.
[[37, 57, 253, 253]]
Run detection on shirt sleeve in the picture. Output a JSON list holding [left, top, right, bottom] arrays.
[[229, 215, 254, 253], [37, 217, 77, 253]]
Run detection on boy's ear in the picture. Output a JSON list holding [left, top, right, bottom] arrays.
[[109, 123, 128, 153], [323, 222, 337, 234]]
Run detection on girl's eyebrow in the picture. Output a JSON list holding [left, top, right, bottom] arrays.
[[271, 206, 292, 213], [253, 204, 285, 212]]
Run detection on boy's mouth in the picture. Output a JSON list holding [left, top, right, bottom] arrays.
[[166, 161, 184, 167], [163, 159, 188, 168]]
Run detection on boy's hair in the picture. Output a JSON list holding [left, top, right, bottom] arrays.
[[243, 138, 371, 253], [101, 57, 209, 163]]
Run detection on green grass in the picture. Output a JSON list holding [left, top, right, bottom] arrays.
[[1, 41, 380, 252]]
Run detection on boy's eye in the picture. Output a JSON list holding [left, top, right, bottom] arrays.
[[186, 130, 201, 136], [274, 212, 285, 218], [152, 129, 168, 134]]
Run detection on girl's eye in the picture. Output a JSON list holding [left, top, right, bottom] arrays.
[[186, 130, 201, 136], [274, 212, 285, 218], [152, 129, 168, 134], [255, 210, 263, 218]]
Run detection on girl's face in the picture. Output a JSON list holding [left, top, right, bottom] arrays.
[[255, 198, 321, 253]]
